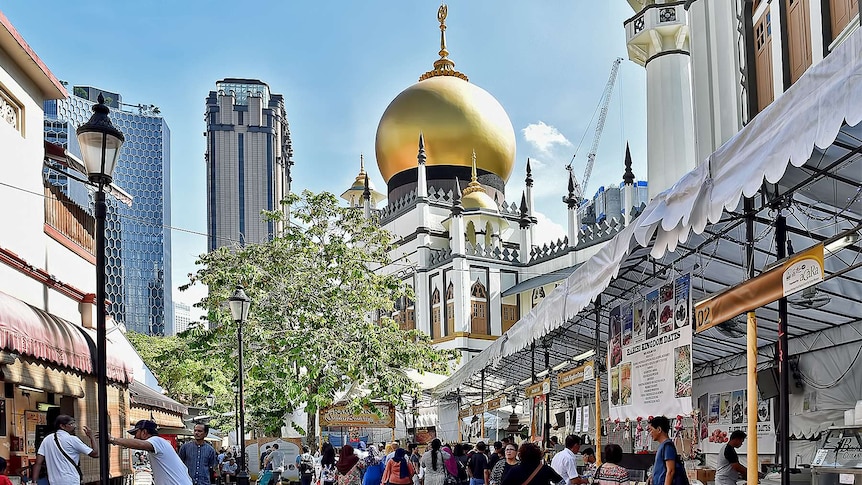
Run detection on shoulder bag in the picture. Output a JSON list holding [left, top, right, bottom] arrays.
[[521, 464, 543, 485], [53, 432, 84, 484]]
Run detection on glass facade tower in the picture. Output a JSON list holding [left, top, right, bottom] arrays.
[[44, 87, 173, 335]]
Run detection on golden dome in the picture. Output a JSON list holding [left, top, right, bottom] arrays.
[[374, 4, 516, 184]]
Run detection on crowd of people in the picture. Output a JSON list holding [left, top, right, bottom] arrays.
[[16, 414, 753, 485]]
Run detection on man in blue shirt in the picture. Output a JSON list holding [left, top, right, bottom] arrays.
[[178, 424, 219, 485]]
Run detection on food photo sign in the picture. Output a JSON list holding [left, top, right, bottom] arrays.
[[699, 390, 776, 454], [608, 274, 694, 420]]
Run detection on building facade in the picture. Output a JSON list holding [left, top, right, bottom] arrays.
[[205, 78, 294, 251], [44, 87, 173, 335], [174, 300, 192, 334], [347, 6, 648, 366], [623, 0, 858, 195]]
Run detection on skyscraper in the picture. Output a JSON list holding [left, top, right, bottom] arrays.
[[44, 86, 173, 335], [205, 78, 293, 251]]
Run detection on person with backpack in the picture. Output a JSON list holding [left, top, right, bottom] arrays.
[[648, 416, 687, 485], [32, 415, 99, 485], [297, 447, 315, 485]]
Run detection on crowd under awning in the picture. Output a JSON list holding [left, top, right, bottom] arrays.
[[433, 27, 862, 401]]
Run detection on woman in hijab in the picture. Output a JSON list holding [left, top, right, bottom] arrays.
[[421, 439, 451, 485], [382, 448, 415, 485], [363, 445, 386, 485], [442, 445, 458, 479], [336, 445, 365, 485]]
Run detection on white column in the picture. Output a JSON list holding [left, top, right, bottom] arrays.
[[626, 3, 697, 199], [623, 183, 634, 226]]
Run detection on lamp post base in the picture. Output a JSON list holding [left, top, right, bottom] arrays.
[[237, 471, 250, 485]]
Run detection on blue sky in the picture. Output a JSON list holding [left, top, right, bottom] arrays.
[[3, 1, 647, 310]]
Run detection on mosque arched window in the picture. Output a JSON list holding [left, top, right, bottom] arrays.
[[470, 279, 488, 335], [532, 286, 546, 308], [446, 281, 455, 336], [431, 287, 441, 340]]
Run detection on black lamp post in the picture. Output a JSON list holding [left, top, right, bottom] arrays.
[[228, 286, 251, 485], [76, 93, 124, 485]]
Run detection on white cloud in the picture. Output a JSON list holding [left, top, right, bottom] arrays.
[[522, 121, 572, 153], [532, 210, 568, 245]]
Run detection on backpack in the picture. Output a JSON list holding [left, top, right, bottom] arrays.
[[299, 454, 314, 475], [658, 441, 689, 485]]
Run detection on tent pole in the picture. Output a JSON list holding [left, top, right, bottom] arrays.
[[745, 197, 760, 485], [776, 213, 790, 485], [545, 345, 551, 449], [481, 369, 486, 440], [594, 294, 603, 464]]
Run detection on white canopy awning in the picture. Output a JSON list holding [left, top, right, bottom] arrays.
[[434, 28, 862, 399]]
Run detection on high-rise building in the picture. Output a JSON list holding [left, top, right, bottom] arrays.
[[44, 86, 173, 335], [173, 300, 192, 334], [205, 78, 294, 251]]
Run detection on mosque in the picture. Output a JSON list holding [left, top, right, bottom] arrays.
[[341, 5, 648, 366]]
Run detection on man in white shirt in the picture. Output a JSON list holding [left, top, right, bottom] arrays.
[[33, 415, 99, 485], [109, 419, 192, 485], [550, 435, 588, 485]]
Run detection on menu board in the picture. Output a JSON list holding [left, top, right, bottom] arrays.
[[608, 274, 694, 420]]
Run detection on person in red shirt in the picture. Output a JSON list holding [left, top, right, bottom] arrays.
[[0, 457, 14, 485]]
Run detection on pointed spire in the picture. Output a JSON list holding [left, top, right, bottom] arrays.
[[564, 170, 579, 209], [417, 132, 427, 165], [360, 153, 366, 174], [525, 158, 534, 187], [623, 142, 635, 185], [363, 174, 371, 200], [419, 4, 468, 81], [519, 192, 531, 229], [451, 177, 464, 216]]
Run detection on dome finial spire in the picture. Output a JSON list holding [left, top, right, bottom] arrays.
[[438, 3, 449, 59], [360, 153, 365, 174], [420, 4, 468, 81]]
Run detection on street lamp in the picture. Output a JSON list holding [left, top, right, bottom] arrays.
[[228, 286, 251, 485], [206, 393, 215, 408], [76, 93, 124, 485]]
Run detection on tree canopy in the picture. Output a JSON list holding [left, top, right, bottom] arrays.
[[132, 191, 456, 444]]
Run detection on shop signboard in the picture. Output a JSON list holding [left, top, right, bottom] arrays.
[[319, 402, 395, 428], [695, 244, 823, 333], [525, 379, 550, 399], [608, 274, 693, 420], [557, 361, 595, 389], [530, 394, 546, 443]]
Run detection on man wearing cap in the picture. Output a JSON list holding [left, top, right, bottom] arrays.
[[32, 415, 99, 485], [109, 420, 192, 485]]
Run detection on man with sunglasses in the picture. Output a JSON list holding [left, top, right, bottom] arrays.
[[32, 415, 98, 484], [109, 419, 192, 485]]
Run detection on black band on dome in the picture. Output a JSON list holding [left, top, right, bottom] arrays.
[[388, 166, 505, 202]]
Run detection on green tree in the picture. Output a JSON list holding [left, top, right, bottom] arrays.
[[182, 190, 455, 448], [126, 328, 236, 430]]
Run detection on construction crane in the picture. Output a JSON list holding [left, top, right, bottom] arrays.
[[567, 57, 623, 201]]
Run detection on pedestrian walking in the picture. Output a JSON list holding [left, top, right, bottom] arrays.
[[335, 445, 365, 485], [420, 439, 450, 485], [108, 419, 192, 485], [178, 424, 219, 485]]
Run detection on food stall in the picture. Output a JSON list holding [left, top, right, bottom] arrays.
[[810, 426, 862, 485]]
